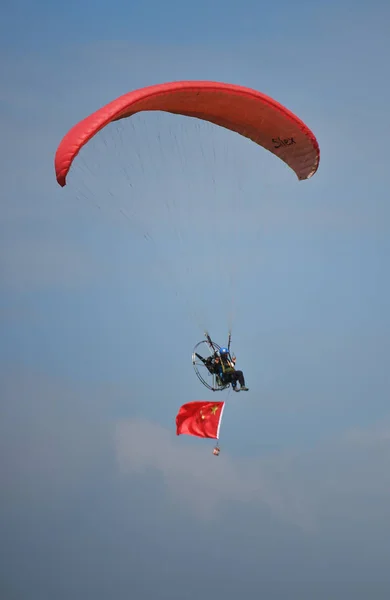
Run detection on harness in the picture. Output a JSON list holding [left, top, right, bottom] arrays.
[[219, 353, 235, 376]]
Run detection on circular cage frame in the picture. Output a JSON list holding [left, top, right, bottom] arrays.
[[192, 334, 232, 392]]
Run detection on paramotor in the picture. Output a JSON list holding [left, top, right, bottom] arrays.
[[192, 331, 235, 391]]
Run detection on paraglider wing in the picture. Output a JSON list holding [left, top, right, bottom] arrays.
[[55, 80, 320, 187]]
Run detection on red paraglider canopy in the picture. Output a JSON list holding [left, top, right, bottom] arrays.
[[55, 80, 320, 187]]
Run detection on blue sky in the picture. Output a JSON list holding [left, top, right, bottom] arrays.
[[1, 0, 390, 598]]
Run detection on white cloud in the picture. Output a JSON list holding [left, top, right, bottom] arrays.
[[115, 414, 390, 535], [115, 417, 316, 530]]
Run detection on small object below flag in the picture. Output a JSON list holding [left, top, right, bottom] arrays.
[[176, 401, 225, 440]]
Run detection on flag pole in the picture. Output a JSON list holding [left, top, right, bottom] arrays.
[[213, 401, 226, 456]]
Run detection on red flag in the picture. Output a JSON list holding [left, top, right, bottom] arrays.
[[176, 401, 225, 439]]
